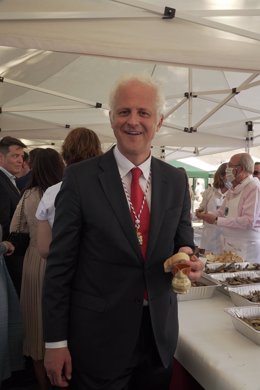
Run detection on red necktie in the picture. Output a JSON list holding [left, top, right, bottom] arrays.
[[130, 167, 150, 259], [131, 168, 150, 301]]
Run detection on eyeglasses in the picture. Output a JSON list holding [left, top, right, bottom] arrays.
[[253, 171, 260, 176]]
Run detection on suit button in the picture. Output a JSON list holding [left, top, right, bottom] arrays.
[[134, 298, 142, 305]]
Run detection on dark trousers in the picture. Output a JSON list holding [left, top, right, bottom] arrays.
[[71, 306, 173, 390]]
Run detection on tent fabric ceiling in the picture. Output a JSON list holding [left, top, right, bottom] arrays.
[[0, 0, 260, 160], [1, 0, 260, 72]]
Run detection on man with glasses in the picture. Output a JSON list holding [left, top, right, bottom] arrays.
[[253, 162, 260, 180], [196, 153, 260, 263]]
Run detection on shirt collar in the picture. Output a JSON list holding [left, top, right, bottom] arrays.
[[113, 146, 151, 179]]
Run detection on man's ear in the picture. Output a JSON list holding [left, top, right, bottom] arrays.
[[156, 115, 164, 132]]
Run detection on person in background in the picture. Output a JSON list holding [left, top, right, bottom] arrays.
[[196, 163, 228, 254], [253, 161, 260, 180], [194, 180, 204, 203], [36, 127, 103, 259], [10, 148, 65, 390], [196, 153, 260, 262], [16, 148, 42, 192], [15, 151, 30, 190], [42, 74, 203, 390], [0, 136, 26, 240], [0, 225, 24, 387], [0, 136, 26, 297]]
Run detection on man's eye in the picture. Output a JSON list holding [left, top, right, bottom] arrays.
[[118, 110, 129, 116], [140, 111, 150, 117]]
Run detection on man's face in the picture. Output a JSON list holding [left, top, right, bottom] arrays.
[[109, 80, 163, 165], [227, 156, 242, 184], [0, 145, 24, 175], [253, 164, 260, 180]]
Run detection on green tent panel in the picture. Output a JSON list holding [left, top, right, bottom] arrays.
[[168, 160, 214, 179]]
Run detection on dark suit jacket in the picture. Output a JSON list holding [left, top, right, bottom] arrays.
[[0, 170, 20, 240], [43, 148, 194, 379]]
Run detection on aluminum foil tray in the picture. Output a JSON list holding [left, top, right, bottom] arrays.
[[227, 284, 260, 307], [225, 306, 260, 345], [205, 262, 253, 274], [178, 276, 220, 301]]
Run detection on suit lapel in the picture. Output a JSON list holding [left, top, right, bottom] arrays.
[[147, 158, 168, 258], [98, 150, 141, 259], [0, 170, 20, 196]]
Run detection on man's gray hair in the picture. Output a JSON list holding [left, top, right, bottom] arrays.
[[109, 73, 165, 119], [237, 153, 254, 173]]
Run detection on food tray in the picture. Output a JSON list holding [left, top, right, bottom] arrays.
[[207, 270, 260, 286], [177, 276, 220, 301], [204, 270, 260, 295], [205, 262, 251, 274], [225, 306, 260, 345], [226, 284, 260, 307]]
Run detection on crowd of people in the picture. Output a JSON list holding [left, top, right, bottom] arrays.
[[0, 73, 260, 390], [196, 155, 260, 262]]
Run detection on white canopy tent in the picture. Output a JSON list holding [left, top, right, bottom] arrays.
[[0, 0, 260, 161]]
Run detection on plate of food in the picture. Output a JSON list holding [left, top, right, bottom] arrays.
[[205, 251, 244, 263]]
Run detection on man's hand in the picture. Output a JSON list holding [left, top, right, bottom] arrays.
[[187, 256, 204, 282], [44, 347, 72, 387], [178, 247, 204, 282], [195, 211, 217, 224], [2, 241, 15, 256]]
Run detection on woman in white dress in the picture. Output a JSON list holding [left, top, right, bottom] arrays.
[[196, 163, 228, 254], [36, 127, 102, 258]]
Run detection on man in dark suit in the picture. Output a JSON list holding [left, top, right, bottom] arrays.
[[0, 136, 26, 239], [0, 136, 37, 390], [43, 75, 204, 390], [0, 136, 27, 294]]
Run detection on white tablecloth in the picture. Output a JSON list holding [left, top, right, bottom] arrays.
[[175, 291, 260, 390]]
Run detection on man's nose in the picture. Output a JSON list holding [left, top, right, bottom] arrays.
[[127, 111, 139, 125]]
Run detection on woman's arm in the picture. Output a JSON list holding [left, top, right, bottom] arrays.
[[37, 219, 52, 259]]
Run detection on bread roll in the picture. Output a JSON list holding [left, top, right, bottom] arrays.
[[164, 252, 190, 272]]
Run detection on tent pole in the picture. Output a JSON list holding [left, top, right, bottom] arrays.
[[2, 77, 108, 108]]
